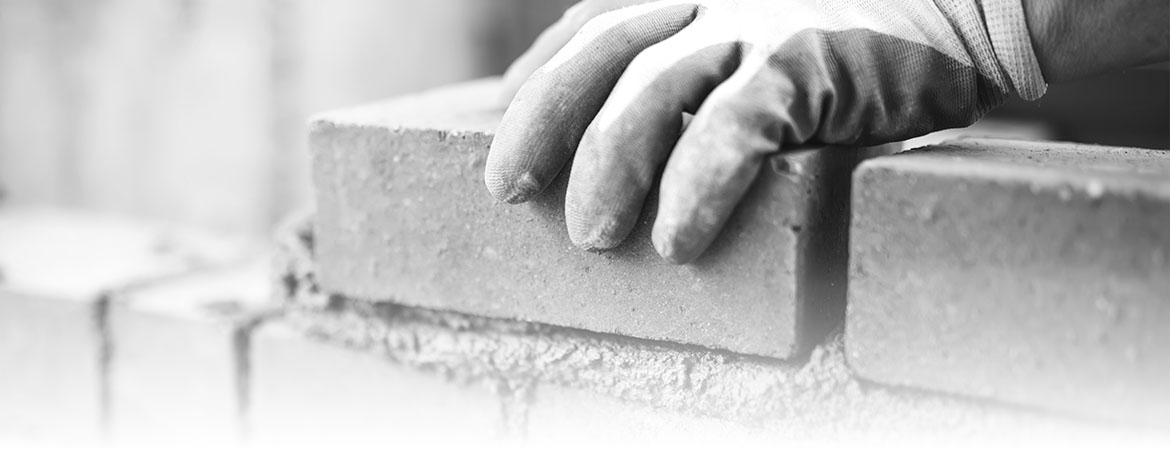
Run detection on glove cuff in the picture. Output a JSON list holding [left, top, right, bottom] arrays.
[[934, 0, 1048, 100]]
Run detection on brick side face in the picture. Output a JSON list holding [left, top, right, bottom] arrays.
[[311, 78, 895, 359], [108, 311, 241, 442], [248, 322, 505, 447], [846, 139, 1170, 424], [0, 293, 105, 441], [107, 261, 272, 444], [524, 384, 775, 447]]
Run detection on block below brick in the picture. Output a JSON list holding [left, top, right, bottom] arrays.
[[846, 139, 1170, 424], [107, 259, 273, 444], [311, 78, 895, 359], [524, 385, 778, 447], [0, 292, 104, 442], [0, 207, 248, 442], [248, 321, 505, 447]]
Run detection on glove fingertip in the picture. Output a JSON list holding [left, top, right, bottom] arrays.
[[651, 222, 699, 265], [568, 215, 627, 252], [485, 170, 543, 204]]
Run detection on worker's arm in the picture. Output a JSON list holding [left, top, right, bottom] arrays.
[[1025, 0, 1168, 82], [485, 0, 1169, 264]]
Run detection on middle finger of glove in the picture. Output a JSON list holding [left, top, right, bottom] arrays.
[[485, 1, 700, 204], [565, 19, 741, 250]]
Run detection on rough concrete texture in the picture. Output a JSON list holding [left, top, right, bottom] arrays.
[[108, 258, 275, 444], [0, 207, 252, 442], [248, 321, 505, 448], [847, 138, 1170, 425], [311, 78, 896, 359], [274, 218, 1166, 448]]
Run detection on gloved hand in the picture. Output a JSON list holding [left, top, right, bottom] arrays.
[[485, 0, 1047, 263]]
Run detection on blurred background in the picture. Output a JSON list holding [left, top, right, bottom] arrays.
[[0, 0, 1166, 238], [0, 0, 577, 237]]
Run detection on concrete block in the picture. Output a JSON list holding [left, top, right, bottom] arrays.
[[0, 207, 248, 442], [310, 78, 895, 359], [846, 139, 1170, 424], [107, 259, 274, 444], [524, 385, 779, 448], [248, 320, 505, 448], [0, 291, 106, 443]]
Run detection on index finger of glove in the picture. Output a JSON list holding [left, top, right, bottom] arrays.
[[485, 2, 699, 204], [500, 0, 655, 105]]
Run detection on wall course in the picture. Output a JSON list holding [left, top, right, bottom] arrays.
[[0, 206, 251, 442], [272, 221, 1162, 447]]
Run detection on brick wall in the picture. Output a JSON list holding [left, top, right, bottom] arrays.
[[1, 80, 1167, 448]]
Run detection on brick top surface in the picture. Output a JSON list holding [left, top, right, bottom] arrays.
[[879, 139, 1170, 193], [310, 78, 500, 134], [0, 207, 251, 301], [115, 258, 273, 322]]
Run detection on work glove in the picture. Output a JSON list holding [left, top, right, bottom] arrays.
[[485, 0, 1047, 263]]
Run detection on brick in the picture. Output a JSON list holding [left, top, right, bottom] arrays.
[[311, 78, 895, 359], [524, 385, 778, 447], [247, 320, 505, 447], [0, 207, 248, 442], [846, 139, 1170, 424], [107, 259, 273, 444], [0, 289, 105, 442]]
